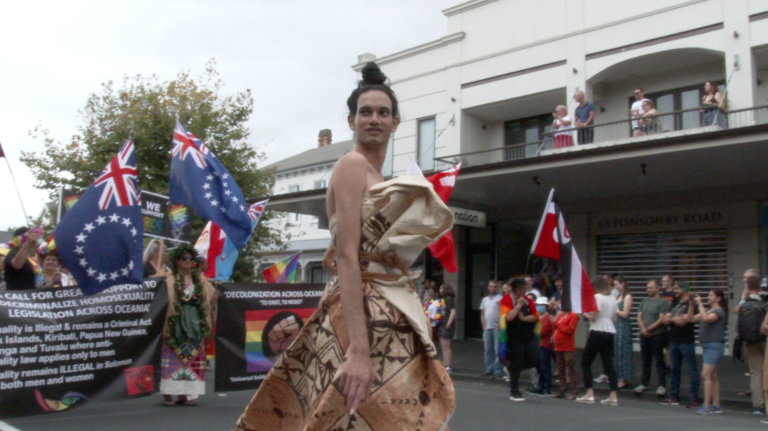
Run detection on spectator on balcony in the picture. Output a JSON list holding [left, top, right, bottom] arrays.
[[702, 81, 724, 128], [631, 88, 650, 136], [635, 100, 661, 136], [574, 91, 596, 145], [552, 105, 573, 148]]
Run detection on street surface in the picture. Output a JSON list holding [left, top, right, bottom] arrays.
[[2, 379, 764, 431]]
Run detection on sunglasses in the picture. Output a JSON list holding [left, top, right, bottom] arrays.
[[178, 255, 194, 261]]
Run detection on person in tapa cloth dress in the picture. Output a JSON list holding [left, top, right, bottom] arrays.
[[234, 63, 456, 431]]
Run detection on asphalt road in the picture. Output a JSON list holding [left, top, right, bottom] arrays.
[[2, 379, 766, 431]]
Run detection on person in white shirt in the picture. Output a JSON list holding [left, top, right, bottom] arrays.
[[480, 280, 504, 377], [631, 88, 651, 137], [552, 105, 574, 148], [576, 275, 619, 406]]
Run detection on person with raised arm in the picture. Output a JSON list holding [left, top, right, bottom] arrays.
[[234, 63, 455, 431]]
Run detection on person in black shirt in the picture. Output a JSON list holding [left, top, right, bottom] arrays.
[[661, 281, 701, 407], [504, 278, 540, 402], [4, 227, 38, 291]]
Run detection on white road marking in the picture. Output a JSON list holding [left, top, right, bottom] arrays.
[[0, 420, 23, 431]]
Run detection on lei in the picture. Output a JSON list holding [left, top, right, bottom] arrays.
[[166, 271, 211, 351], [423, 299, 443, 323]]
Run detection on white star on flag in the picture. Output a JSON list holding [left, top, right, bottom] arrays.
[[84, 223, 95, 232], [225, 189, 231, 196], [97, 273, 107, 282], [79, 258, 88, 267], [109, 272, 119, 280], [232, 196, 238, 203], [222, 173, 229, 179], [220, 206, 226, 213], [74, 246, 84, 255], [96, 216, 106, 225], [211, 199, 218, 206], [206, 175, 214, 181], [131, 227, 137, 236], [109, 213, 120, 222], [121, 268, 129, 276], [76, 233, 87, 243], [87, 268, 96, 277], [121, 218, 131, 227], [240, 205, 245, 211], [203, 183, 210, 190], [204, 192, 212, 199]]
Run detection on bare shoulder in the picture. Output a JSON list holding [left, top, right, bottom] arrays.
[[331, 151, 368, 183]]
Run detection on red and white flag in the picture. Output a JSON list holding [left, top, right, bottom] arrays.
[[531, 189, 597, 313], [425, 163, 461, 273]]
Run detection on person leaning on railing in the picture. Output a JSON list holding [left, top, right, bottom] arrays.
[[702, 81, 724, 128], [551, 105, 573, 148], [634, 100, 661, 137]]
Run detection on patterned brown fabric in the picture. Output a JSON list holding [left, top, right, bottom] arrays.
[[234, 175, 455, 431]]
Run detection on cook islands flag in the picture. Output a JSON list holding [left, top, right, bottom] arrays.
[[54, 140, 143, 295]]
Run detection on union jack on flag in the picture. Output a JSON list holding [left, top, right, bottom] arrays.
[[93, 140, 139, 210], [248, 199, 268, 223], [172, 121, 207, 169]]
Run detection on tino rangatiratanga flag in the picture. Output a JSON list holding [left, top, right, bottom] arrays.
[[530, 189, 597, 313]]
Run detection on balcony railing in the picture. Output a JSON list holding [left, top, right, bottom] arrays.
[[434, 105, 768, 171]]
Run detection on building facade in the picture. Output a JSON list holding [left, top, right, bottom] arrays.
[[259, 130, 353, 284], [268, 0, 768, 349]]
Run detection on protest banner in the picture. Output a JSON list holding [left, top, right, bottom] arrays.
[[214, 282, 324, 392], [0, 279, 167, 418], [139, 191, 192, 244]]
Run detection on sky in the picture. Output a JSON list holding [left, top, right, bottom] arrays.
[[0, 0, 459, 230]]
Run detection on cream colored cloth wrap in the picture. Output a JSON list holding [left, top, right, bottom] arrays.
[[333, 174, 454, 354], [233, 174, 456, 431]]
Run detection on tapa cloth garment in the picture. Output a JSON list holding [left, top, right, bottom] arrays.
[[160, 274, 215, 398], [234, 175, 455, 431]]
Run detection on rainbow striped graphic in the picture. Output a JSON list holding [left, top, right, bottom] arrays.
[[169, 204, 189, 231], [262, 252, 301, 283], [245, 308, 314, 373]]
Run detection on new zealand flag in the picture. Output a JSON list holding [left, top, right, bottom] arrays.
[[55, 140, 144, 295], [169, 121, 252, 249]]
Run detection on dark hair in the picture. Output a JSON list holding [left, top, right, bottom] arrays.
[[508, 278, 526, 291], [13, 227, 29, 237], [552, 275, 563, 282], [635, 87, 644, 93], [614, 274, 626, 285], [705, 81, 719, 94], [710, 288, 728, 319], [663, 274, 675, 283], [440, 283, 455, 298], [592, 275, 611, 295], [346, 62, 399, 117], [427, 285, 439, 297]]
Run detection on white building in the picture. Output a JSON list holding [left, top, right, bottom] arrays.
[[269, 0, 768, 348], [260, 130, 353, 284]]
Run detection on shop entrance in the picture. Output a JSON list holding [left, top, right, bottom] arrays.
[[464, 226, 495, 339]]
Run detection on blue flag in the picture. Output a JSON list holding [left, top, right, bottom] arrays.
[[170, 121, 252, 249], [54, 140, 144, 295]]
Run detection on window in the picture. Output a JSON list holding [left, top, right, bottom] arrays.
[[288, 184, 300, 193], [503, 113, 554, 159], [313, 179, 326, 189], [417, 118, 436, 172], [382, 134, 394, 177]]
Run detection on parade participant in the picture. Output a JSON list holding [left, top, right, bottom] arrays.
[[553, 304, 580, 399], [693, 289, 727, 414], [39, 251, 73, 288], [5, 227, 39, 291], [438, 283, 457, 373], [234, 62, 455, 431], [160, 244, 215, 406], [424, 285, 442, 342], [505, 278, 540, 402]]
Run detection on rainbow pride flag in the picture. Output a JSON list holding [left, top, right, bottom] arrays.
[[497, 294, 540, 367], [245, 308, 314, 372], [262, 252, 301, 283]]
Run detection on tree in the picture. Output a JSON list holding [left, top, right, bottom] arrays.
[[21, 60, 286, 281]]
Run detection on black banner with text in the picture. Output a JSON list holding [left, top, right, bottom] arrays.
[[214, 283, 324, 393], [0, 279, 167, 418]]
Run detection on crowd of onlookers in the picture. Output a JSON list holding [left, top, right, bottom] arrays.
[[0, 227, 187, 292], [421, 269, 768, 421], [550, 82, 725, 149]]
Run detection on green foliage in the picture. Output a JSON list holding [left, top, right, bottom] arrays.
[[21, 60, 286, 281]]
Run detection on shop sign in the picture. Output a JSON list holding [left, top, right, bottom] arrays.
[[595, 211, 724, 232], [448, 206, 486, 228]]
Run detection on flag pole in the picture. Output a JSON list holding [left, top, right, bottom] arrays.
[[524, 253, 533, 276], [2, 144, 31, 226]]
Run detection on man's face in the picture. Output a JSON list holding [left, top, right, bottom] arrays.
[[525, 277, 534, 291], [488, 281, 498, 295], [555, 280, 563, 291], [574, 91, 584, 103], [673, 284, 684, 298], [647, 281, 660, 297], [634, 89, 644, 101], [512, 286, 525, 299], [662, 276, 672, 290], [348, 90, 399, 148]]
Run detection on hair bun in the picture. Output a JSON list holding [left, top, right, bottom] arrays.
[[361, 62, 387, 86]]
